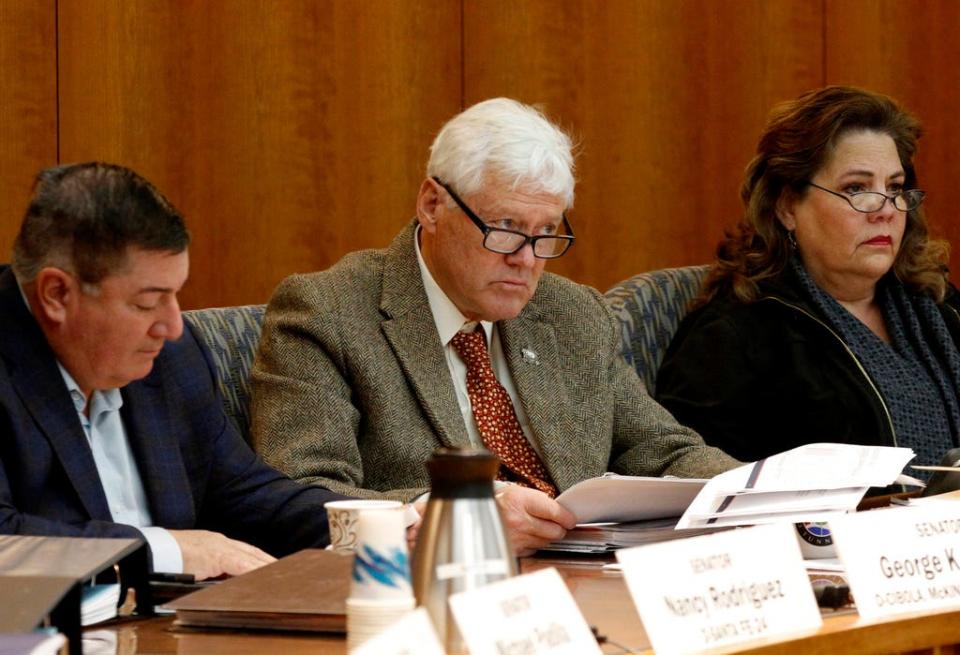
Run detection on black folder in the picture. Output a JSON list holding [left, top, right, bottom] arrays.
[[0, 536, 151, 655]]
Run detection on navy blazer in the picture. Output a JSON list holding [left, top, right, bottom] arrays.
[[0, 266, 346, 558]]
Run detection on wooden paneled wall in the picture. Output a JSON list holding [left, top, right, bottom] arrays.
[[825, 0, 960, 255], [1, 0, 958, 307], [56, 0, 461, 308], [463, 0, 823, 285], [0, 1, 57, 258]]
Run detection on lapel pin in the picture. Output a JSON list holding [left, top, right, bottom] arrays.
[[521, 348, 540, 365]]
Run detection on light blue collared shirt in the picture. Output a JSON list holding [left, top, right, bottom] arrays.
[[18, 279, 182, 572]]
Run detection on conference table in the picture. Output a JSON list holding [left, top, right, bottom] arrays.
[[94, 553, 960, 655]]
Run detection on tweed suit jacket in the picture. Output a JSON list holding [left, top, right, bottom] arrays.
[[0, 266, 345, 558], [251, 223, 738, 501]]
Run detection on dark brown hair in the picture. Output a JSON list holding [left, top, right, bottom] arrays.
[[12, 162, 190, 285], [703, 85, 949, 303]]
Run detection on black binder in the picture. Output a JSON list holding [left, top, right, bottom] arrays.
[[0, 536, 152, 655]]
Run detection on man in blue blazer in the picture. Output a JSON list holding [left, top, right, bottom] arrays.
[[0, 162, 348, 580]]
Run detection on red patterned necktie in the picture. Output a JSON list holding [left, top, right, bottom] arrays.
[[451, 327, 557, 498]]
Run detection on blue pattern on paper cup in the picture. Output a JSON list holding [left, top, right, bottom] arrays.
[[352, 545, 412, 589]]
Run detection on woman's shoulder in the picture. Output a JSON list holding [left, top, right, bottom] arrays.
[[683, 282, 791, 329], [670, 293, 765, 355], [671, 274, 824, 362]]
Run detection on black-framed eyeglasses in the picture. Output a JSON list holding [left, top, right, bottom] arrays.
[[432, 177, 575, 259], [807, 181, 925, 213]]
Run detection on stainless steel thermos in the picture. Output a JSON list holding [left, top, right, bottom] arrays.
[[411, 447, 517, 654]]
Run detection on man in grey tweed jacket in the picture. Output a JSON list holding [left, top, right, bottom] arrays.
[[251, 98, 738, 553]]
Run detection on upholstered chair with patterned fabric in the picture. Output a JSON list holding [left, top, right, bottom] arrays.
[[604, 265, 709, 394], [182, 304, 266, 441], [181, 270, 705, 443]]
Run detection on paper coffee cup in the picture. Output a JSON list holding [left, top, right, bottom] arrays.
[[324, 499, 403, 552], [350, 507, 412, 601]]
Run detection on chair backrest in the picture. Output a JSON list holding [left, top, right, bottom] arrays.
[[181, 269, 705, 440], [604, 265, 709, 394], [182, 304, 266, 440]]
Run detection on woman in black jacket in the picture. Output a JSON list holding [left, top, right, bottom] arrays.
[[656, 86, 960, 469]]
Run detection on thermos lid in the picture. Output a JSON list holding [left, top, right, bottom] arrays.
[[426, 447, 499, 498]]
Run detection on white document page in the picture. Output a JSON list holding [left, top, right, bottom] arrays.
[[737, 443, 915, 490], [555, 474, 706, 523], [678, 443, 915, 529]]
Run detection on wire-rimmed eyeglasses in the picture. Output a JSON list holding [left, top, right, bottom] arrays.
[[432, 177, 575, 259], [807, 181, 925, 213]]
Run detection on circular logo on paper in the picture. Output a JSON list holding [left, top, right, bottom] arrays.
[[796, 521, 833, 547]]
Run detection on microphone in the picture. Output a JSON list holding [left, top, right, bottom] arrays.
[[919, 447, 960, 497]]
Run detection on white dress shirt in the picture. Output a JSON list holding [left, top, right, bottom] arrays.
[[414, 225, 541, 454]]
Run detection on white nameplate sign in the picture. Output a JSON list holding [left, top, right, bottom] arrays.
[[351, 608, 445, 655], [616, 523, 821, 655], [830, 504, 960, 619], [448, 567, 602, 655]]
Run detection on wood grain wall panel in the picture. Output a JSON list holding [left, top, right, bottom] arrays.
[[463, 0, 823, 292], [57, 0, 461, 308], [0, 0, 57, 259], [825, 0, 960, 269]]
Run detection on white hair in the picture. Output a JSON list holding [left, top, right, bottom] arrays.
[[427, 98, 575, 207]]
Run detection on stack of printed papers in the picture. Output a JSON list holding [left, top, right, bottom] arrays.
[[544, 518, 724, 554], [678, 443, 919, 529], [548, 475, 718, 553], [81, 583, 120, 626]]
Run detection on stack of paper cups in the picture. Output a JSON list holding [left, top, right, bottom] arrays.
[[346, 507, 416, 653]]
